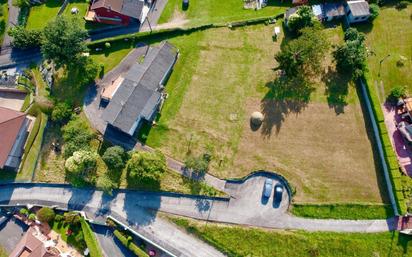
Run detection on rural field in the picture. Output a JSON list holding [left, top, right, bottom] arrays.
[[158, 0, 290, 27], [138, 23, 385, 203], [359, 5, 412, 99]]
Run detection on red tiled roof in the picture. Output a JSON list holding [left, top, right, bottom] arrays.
[[0, 107, 26, 169]]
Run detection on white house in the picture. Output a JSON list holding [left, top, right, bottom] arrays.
[[345, 0, 371, 23]]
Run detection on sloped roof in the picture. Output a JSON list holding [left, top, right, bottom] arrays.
[[322, 3, 345, 17], [102, 42, 178, 135], [90, 0, 144, 20], [0, 107, 26, 169], [9, 228, 58, 257], [347, 0, 370, 17]]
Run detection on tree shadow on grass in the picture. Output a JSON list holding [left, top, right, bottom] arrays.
[[260, 77, 314, 137], [322, 66, 351, 115], [397, 232, 412, 256]]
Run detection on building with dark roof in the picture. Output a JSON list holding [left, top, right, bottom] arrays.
[[0, 107, 31, 171], [85, 0, 145, 25], [345, 0, 370, 23], [102, 41, 178, 136]]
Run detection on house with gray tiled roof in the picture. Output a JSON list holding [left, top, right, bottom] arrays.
[[102, 41, 178, 136]]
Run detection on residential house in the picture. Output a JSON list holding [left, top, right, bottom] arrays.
[[315, 3, 346, 21], [8, 227, 59, 257], [345, 0, 371, 23], [0, 107, 31, 171], [85, 0, 146, 25], [102, 41, 178, 136]]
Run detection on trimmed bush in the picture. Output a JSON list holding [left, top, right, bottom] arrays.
[[37, 207, 55, 223], [113, 230, 149, 257], [369, 4, 380, 21]]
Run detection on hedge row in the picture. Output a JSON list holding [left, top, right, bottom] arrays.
[[80, 219, 104, 257], [362, 73, 407, 214], [21, 114, 42, 166], [113, 230, 149, 257], [87, 14, 284, 48]]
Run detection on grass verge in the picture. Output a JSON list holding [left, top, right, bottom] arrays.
[[290, 203, 393, 219], [170, 216, 412, 257]]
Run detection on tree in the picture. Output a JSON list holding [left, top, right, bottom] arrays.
[[62, 117, 95, 157], [275, 27, 329, 77], [333, 28, 367, 79], [41, 16, 88, 67], [184, 154, 210, 174], [65, 150, 98, 176], [287, 6, 319, 34], [51, 102, 72, 123], [96, 174, 116, 195], [369, 4, 380, 21], [387, 85, 407, 103], [37, 207, 55, 223], [63, 212, 81, 226], [8, 26, 42, 49], [102, 146, 127, 170], [126, 151, 167, 181]]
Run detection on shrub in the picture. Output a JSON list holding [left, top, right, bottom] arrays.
[[387, 85, 407, 104], [62, 117, 95, 158], [28, 213, 36, 221], [37, 207, 55, 223], [51, 102, 72, 123], [55, 214, 64, 222], [19, 208, 29, 216], [126, 151, 167, 181], [396, 1, 409, 10], [369, 4, 380, 21], [65, 150, 98, 184], [113, 230, 149, 257], [96, 174, 116, 195], [105, 42, 111, 48], [8, 26, 42, 49], [184, 154, 210, 174], [102, 146, 126, 170], [63, 212, 81, 226]]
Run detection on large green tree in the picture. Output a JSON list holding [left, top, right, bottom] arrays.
[[41, 16, 88, 67], [126, 151, 167, 181], [275, 27, 329, 77], [333, 28, 367, 79]]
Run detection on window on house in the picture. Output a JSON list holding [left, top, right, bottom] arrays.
[[354, 17, 359, 20]]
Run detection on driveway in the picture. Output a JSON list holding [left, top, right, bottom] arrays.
[[0, 216, 28, 253], [92, 224, 136, 257], [0, 90, 27, 111]]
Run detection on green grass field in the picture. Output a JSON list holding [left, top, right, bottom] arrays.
[[291, 203, 393, 219], [26, 0, 62, 30], [158, 0, 290, 26], [171, 217, 412, 257], [358, 5, 412, 99]]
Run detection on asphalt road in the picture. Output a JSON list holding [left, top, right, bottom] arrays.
[[92, 224, 136, 257]]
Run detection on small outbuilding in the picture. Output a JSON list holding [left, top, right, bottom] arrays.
[[345, 0, 370, 23]]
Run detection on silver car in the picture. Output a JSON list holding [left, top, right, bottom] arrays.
[[263, 178, 273, 198]]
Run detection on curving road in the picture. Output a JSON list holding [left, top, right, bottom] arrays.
[[0, 174, 397, 256]]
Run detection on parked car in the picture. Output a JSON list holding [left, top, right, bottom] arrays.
[[263, 178, 273, 198], [274, 184, 283, 204], [182, 0, 189, 10]]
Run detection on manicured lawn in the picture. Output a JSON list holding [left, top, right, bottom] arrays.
[[358, 5, 412, 99], [158, 0, 290, 26], [171, 217, 412, 257], [291, 203, 393, 220], [135, 24, 384, 203], [26, 0, 63, 30], [63, 0, 89, 17]]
